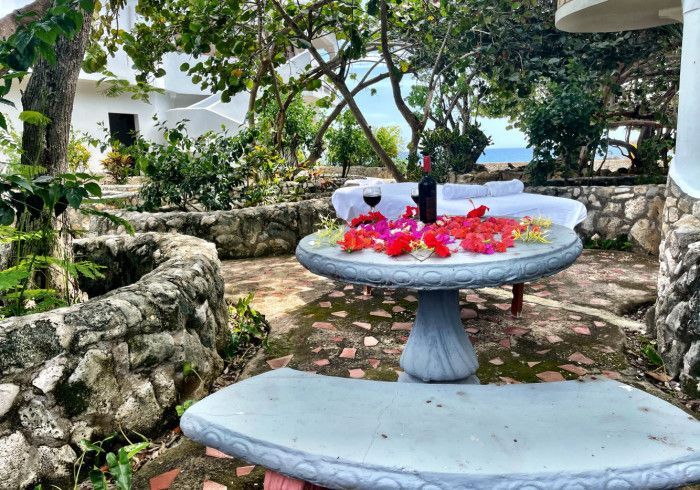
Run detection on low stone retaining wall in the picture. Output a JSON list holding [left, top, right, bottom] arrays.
[[529, 184, 666, 255], [654, 178, 700, 397], [91, 198, 334, 260], [0, 233, 228, 489], [316, 165, 393, 179]]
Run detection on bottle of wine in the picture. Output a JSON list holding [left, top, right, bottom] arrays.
[[418, 154, 437, 224]]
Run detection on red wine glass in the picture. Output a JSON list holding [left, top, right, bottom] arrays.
[[411, 188, 420, 205], [363, 186, 381, 212]]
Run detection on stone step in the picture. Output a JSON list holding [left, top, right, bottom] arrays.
[[182, 369, 700, 489]]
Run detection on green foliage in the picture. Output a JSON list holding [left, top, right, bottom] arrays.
[[226, 293, 269, 359], [68, 133, 91, 172], [0, 172, 132, 318], [176, 399, 195, 417], [73, 433, 149, 490], [258, 95, 320, 162], [100, 147, 133, 184], [132, 119, 299, 211], [583, 234, 632, 252], [0, 0, 95, 129], [642, 343, 664, 367], [419, 126, 491, 183], [522, 80, 606, 184], [325, 111, 402, 176]]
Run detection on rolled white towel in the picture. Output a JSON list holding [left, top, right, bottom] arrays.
[[442, 184, 489, 200], [344, 177, 386, 187], [484, 179, 525, 197]]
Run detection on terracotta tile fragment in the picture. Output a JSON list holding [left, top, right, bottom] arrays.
[[339, 348, 357, 359], [266, 355, 293, 370], [149, 469, 180, 490], [312, 321, 336, 331], [328, 291, 345, 298], [348, 368, 365, 378], [205, 447, 232, 459], [572, 326, 592, 336], [536, 371, 565, 382], [203, 481, 227, 490], [364, 336, 379, 347], [370, 310, 392, 318], [236, 466, 256, 477], [404, 295, 418, 302], [391, 322, 413, 331], [559, 364, 588, 376], [546, 335, 564, 344], [392, 305, 406, 313], [313, 359, 330, 367], [460, 308, 477, 319], [352, 321, 372, 330], [505, 327, 530, 337], [568, 352, 595, 365], [368, 358, 381, 369]]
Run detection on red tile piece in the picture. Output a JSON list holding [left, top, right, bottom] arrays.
[[150, 469, 180, 490], [319, 302, 332, 308], [527, 361, 540, 368], [572, 326, 592, 336], [364, 336, 379, 347], [568, 352, 595, 365], [391, 322, 413, 331], [499, 338, 511, 349], [368, 358, 381, 369], [499, 376, 522, 384], [593, 321, 607, 328], [203, 481, 227, 490], [602, 370, 621, 380], [311, 347, 322, 354], [383, 348, 401, 355], [559, 364, 588, 376], [331, 311, 348, 318], [536, 349, 551, 355], [392, 305, 406, 313], [313, 359, 330, 367], [494, 303, 512, 311], [536, 371, 565, 382], [205, 447, 232, 459], [404, 295, 418, 302], [331, 336, 344, 342], [348, 368, 365, 378], [546, 335, 564, 344], [328, 291, 345, 298], [312, 322, 336, 331], [466, 327, 480, 334], [266, 355, 293, 370], [370, 310, 392, 318], [236, 466, 256, 477], [339, 348, 357, 359], [352, 321, 372, 330]]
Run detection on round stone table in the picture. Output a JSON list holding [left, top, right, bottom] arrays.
[[296, 224, 582, 384]]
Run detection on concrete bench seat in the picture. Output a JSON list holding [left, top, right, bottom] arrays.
[[181, 369, 700, 489]]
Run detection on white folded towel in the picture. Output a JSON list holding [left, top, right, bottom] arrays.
[[442, 184, 489, 200], [484, 179, 525, 197], [344, 177, 390, 187]]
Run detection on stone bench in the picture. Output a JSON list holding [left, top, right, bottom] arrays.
[[181, 369, 700, 489]]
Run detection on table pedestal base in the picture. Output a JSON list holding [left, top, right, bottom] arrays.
[[399, 289, 479, 384]]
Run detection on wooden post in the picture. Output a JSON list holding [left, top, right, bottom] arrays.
[[511, 283, 525, 318]]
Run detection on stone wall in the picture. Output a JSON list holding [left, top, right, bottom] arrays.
[[91, 198, 334, 260], [529, 184, 666, 255], [316, 165, 394, 179], [0, 233, 228, 489], [654, 178, 700, 397]]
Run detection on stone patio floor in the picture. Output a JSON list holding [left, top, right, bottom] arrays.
[[134, 249, 698, 490]]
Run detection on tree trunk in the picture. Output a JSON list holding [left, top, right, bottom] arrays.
[[18, 5, 93, 302], [21, 6, 93, 174]]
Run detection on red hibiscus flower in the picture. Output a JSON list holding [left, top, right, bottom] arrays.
[[386, 233, 413, 256], [338, 229, 373, 252], [423, 231, 452, 257], [466, 205, 490, 219], [402, 206, 418, 219], [350, 211, 386, 227]]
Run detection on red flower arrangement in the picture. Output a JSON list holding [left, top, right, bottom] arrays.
[[337, 208, 546, 258]]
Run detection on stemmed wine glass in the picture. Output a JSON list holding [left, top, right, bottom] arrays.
[[363, 186, 382, 212], [411, 188, 420, 205]]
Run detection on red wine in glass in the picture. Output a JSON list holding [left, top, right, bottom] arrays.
[[411, 188, 420, 205], [363, 186, 381, 211]]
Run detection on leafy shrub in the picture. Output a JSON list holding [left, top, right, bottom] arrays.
[[225, 293, 269, 359], [67, 133, 91, 172], [132, 119, 296, 211], [419, 125, 491, 182], [101, 147, 132, 184], [522, 80, 605, 185], [0, 173, 133, 318], [325, 111, 402, 176]]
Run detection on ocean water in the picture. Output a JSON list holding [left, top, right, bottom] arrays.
[[477, 147, 533, 164]]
